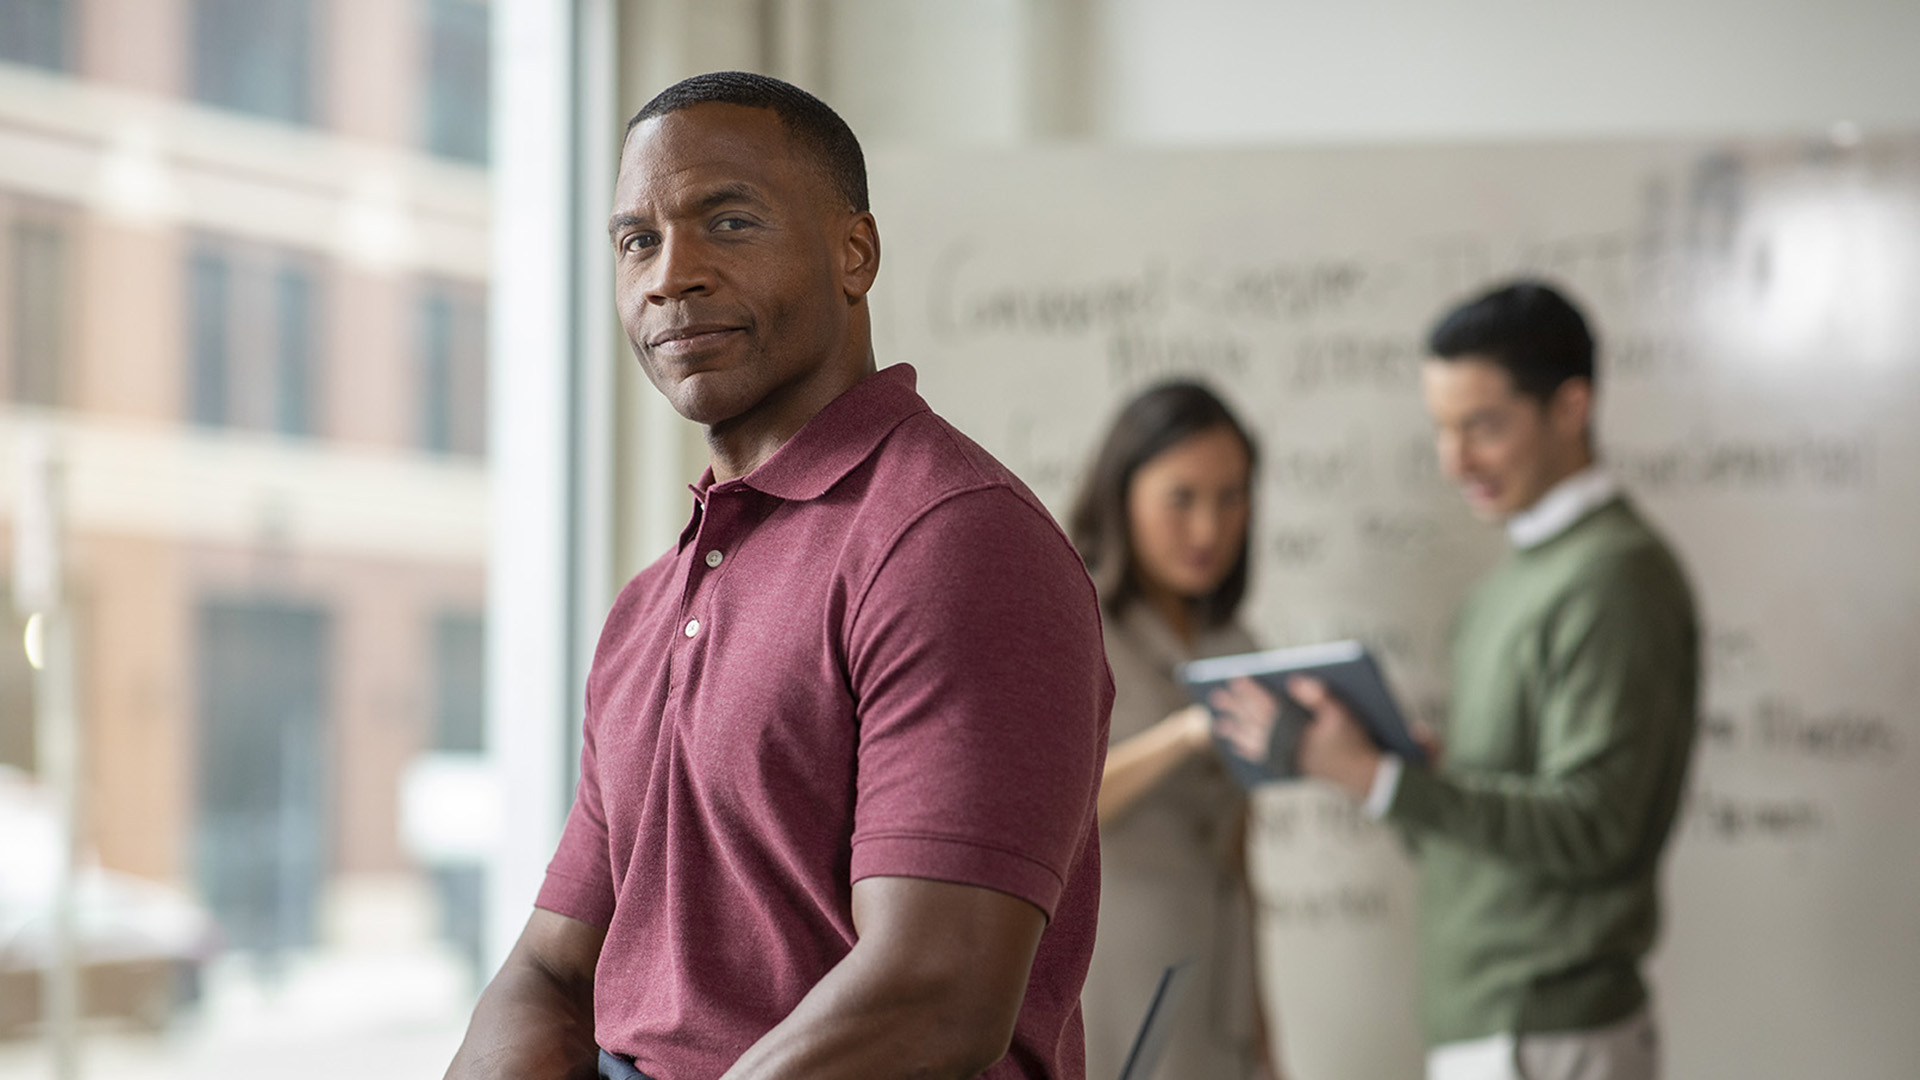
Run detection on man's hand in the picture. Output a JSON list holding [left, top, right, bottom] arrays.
[[1289, 675, 1383, 801], [444, 909, 606, 1080], [1208, 676, 1280, 762], [1411, 721, 1444, 766]]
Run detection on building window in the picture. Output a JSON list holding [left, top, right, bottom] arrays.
[[423, 0, 489, 164], [432, 612, 484, 752], [194, 598, 332, 957], [417, 281, 486, 456], [429, 610, 485, 977], [10, 216, 67, 407], [191, 0, 318, 125], [274, 266, 315, 436], [0, 0, 68, 71], [187, 241, 324, 436], [188, 248, 231, 425]]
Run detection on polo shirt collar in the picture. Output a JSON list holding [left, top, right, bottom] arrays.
[[1506, 464, 1619, 549], [691, 363, 929, 504]]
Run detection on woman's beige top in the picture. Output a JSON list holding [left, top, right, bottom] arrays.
[[1081, 601, 1261, 1080]]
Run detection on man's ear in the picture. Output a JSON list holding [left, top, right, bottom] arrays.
[[841, 211, 881, 303], [1549, 376, 1593, 440]]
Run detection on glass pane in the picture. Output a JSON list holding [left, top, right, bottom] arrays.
[[0, 0, 68, 71], [193, 600, 331, 961], [190, 0, 315, 124], [187, 247, 230, 426], [0, 1, 493, 1072], [273, 265, 315, 436], [424, 0, 489, 163], [419, 289, 453, 453], [416, 283, 487, 457], [432, 612, 485, 753], [10, 217, 65, 406]]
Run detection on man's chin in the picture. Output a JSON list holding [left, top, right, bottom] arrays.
[[661, 372, 749, 428], [1462, 494, 1509, 523]]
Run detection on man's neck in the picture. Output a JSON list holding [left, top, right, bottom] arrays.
[[707, 355, 877, 482], [1506, 463, 1617, 549]]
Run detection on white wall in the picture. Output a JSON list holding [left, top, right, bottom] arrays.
[[798, 0, 1920, 147], [1091, 0, 1920, 143]]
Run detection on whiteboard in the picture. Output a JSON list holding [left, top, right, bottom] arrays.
[[867, 136, 1920, 1080]]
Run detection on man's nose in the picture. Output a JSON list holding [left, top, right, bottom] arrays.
[[644, 232, 714, 304]]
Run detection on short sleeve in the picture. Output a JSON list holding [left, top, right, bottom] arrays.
[[844, 486, 1113, 919], [536, 685, 618, 928]]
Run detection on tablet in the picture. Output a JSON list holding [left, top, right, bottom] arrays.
[[1115, 960, 1194, 1080], [1178, 639, 1427, 787]]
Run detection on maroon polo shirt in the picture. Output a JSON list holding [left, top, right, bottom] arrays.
[[538, 363, 1113, 1079]]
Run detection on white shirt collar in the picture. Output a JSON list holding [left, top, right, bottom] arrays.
[[1506, 465, 1618, 549]]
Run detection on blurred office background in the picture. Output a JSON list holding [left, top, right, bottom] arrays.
[[0, 2, 1917, 1078]]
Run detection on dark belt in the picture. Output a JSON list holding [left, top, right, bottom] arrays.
[[597, 1048, 657, 1080]]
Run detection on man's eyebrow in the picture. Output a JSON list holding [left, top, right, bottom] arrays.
[[607, 183, 772, 237], [608, 212, 648, 237], [692, 182, 770, 213]]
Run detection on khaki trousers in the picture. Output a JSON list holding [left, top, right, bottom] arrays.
[[1426, 1008, 1658, 1080]]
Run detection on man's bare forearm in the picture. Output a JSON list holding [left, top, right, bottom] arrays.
[[446, 910, 606, 1080], [721, 877, 1045, 1080], [720, 941, 1008, 1079]]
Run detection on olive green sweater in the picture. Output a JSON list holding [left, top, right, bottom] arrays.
[[1387, 497, 1699, 1044]]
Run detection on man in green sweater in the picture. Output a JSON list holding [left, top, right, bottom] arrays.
[[1292, 280, 1699, 1080]]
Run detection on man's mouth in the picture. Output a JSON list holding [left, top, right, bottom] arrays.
[[649, 324, 743, 354]]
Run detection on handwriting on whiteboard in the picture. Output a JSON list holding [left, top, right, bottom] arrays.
[[1612, 435, 1875, 491]]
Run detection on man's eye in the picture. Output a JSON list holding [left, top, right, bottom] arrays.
[[714, 216, 753, 232], [621, 234, 656, 254]]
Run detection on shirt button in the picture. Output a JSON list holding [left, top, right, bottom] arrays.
[[704, 549, 724, 568], [684, 618, 700, 638]]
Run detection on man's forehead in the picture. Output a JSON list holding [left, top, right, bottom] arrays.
[[621, 103, 793, 177], [614, 102, 847, 216], [1425, 356, 1519, 393]]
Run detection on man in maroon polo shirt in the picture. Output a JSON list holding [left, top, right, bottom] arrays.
[[444, 72, 1113, 1080]]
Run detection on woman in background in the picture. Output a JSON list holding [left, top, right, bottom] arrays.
[[1069, 381, 1279, 1080]]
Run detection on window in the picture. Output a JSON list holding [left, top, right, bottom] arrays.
[[195, 599, 332, 957], [431, 612, 485, 753], [274, 265, 315, 436], [188, 248, 231, 425], [429, 611, 486, 977], [10, 216, 67, 407], [0, 0, 68, 71], [423, 0, 489, 164], [420, 290, 453, 452], [192, 0, 318, 125], [417, 280, 486, 456], [187, 241, 324, 436]]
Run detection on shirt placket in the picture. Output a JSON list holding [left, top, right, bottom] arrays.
[[669, 488, 740, 700]]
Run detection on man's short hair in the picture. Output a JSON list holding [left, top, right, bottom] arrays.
[[627, 71, 869, 213], [1426, 279, 1596, 403]]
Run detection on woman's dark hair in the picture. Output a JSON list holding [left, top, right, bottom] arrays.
[[1068, 380, 1259, 629]]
